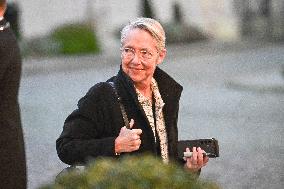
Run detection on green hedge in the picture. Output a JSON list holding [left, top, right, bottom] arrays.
[[41, 155, 219, 189], [51, 23, 100, 55]]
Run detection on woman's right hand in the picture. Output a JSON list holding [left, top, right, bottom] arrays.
[[114, 119, 142, 154]]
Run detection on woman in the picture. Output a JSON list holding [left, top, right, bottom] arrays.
[[56, 17, 208, 173]]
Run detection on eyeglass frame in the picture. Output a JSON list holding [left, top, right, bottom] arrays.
[[120, 47, 159, 61]]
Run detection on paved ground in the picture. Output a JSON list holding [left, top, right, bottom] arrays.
[[20, 40, 284, 189]]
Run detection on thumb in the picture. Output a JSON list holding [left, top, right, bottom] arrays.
[[129, 119, 134, 129], [120, 126, 126, 132]]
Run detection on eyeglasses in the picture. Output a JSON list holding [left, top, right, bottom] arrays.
[[121, 47, 157, 61]]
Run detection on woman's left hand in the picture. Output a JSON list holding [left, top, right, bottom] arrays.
[[184, 147, 209, 173]]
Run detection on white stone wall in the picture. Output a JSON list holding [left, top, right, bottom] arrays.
[[9, 0, 242, 45], [10, 0, 89, 38], [92, 0, 140, 50]]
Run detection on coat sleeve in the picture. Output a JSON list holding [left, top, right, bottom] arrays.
[[56, 83, 120, 165]]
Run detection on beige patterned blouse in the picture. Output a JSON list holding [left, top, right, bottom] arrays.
[[135, 78, 169, 163]]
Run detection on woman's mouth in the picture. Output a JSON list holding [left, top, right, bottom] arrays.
[[130, 67, 144, 71]]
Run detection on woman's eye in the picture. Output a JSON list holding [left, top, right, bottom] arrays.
[[124, 48, 131, 53], [141, 50, 148, 55]]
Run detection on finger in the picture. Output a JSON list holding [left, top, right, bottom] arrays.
[[129, 119, 134, 129], [199, 148, 209, 161], [118, 126, 128, 137], [197, 148, 204, 165], [192, 147, 198, 165], [197, 147, 203, 156], [134, 139, 141, 147], [132, 128, 142, 135], [120, 126, 126, 131], [130, 133, 140, 140], [203, 156, 209, 164], [129, 139, 141, 151], [135, 134, 141, 139], [197, 147, 202, 152], [198, 147, 209, 167]]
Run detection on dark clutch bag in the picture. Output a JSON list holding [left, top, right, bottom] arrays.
[[177, 138, 219, 159]]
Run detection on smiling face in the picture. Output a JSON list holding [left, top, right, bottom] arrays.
[[121, 28, 166, 88]]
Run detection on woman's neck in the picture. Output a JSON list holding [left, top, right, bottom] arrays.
[[135, 82, 152, 100]]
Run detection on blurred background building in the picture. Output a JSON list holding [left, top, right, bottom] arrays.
[[5, 0, 284, 55]]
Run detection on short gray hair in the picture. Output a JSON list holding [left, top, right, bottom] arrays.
[[120, 17, 166, 52]]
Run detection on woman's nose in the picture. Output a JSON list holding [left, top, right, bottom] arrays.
[[131, 53, 141, 65]]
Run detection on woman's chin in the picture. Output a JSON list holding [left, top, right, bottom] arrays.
[[130, 76, 143, 83]]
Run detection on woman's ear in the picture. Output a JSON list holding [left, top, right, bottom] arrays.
[[156, 48, 167, 65]]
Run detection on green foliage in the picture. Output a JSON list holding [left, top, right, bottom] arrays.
[[51, 23, 100, 55], [41, 155, 219, 189]]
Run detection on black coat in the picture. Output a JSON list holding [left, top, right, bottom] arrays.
[[56, 67, 183, 165], [0, 18, 26, 189]]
